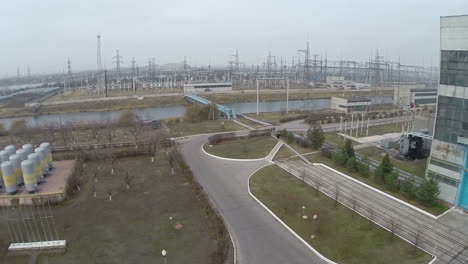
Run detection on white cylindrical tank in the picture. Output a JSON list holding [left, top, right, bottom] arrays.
[[28, 153, 42, 182], [21, 160, 36, 193], [35, 147, 47, 175], [0, 150, 10, 163], [1, 161, 17, 194], [22, 144, 33, 156], [5, 145, 16, 156], [16, 149, 27, 162], [39, 142, 53, 168], [9, 154, 23, 185]]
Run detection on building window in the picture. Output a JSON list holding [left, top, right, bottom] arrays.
[[427, 172, 459, 187], [430, 159, 462, 173], [433, 96, 468, 143], [414, 98, 437, 105], [440, 50, 468, 87]]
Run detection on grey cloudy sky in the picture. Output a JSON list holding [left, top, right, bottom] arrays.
[[1, 0, 467, 75]]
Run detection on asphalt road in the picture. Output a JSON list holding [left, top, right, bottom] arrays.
[[179, 135, 325, 264]]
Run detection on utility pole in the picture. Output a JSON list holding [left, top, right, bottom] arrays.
[[67, 57, 72, 94], [96, 33, 103, 93]]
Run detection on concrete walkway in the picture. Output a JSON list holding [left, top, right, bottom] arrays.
[[179, 135, 326, 264], [277, 159, 468, 264]]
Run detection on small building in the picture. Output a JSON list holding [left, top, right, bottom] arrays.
[[394, 86, 438, 107], [330, 97, 371, 113], [183, 82, 232, 94]]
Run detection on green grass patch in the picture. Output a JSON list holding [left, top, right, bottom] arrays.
[[356, 147, 427, 178], [366, 123, 402, 136], [250, 165, 432, 264], [245, 111, 306, 125], [204, 136, 277, 159], [308, 154, 448, 215], [166, 120, 244, 137]]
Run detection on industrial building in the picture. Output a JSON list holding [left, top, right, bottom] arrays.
[[394, 86, 438, 107], [183, 82, 233, 94], [330, 96, 371, 112], [426, 15, 468, 208]]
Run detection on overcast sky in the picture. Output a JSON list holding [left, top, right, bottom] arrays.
[[0, 0, 467, 75]]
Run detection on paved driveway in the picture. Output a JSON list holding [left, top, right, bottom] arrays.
[[179, 135, 325, 264]]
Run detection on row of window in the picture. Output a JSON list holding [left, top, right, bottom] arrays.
[[433, 96, 468, 143], [414, 98, 437, 105], [440, 50, 468, 87], [430, 159, 462, 173], [427, 171, 459, 187]]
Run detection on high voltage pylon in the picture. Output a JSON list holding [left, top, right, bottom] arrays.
[[113, 49, 122, 80]]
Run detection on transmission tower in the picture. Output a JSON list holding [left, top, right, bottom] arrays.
[[297, 41, 312, 84], [27, 65, 31, 79], [131, 57, 136, 79], [17, 67, 20, 79], [113, 50, 122, 80], [152, 57, 156, 78]]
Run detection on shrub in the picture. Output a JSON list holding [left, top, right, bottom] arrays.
[[401, 177, 416, 199], [385, 171, 399, 191], [346, 157, 358, 172], [358, 157, 370, 177], [118, 109, 136, 127], [333, 146, 349, 166], [280, 129, 289, 139], [286, 131, 295, 143], [344, 139, 355, 158], [308, 122, 325, 150], [416, 178, 440, 207]]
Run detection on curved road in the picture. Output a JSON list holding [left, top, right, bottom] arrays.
[[179, 135, 325, 264]]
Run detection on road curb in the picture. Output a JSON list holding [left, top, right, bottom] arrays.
[[247, 165, 337, 264]]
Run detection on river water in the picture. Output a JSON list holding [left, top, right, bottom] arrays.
[[0, 96, 392, 129]]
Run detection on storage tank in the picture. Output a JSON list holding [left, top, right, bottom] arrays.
[[9, 154, 23, 185], [22, 144, 33, 156], [21, 160, 36, 193], [0, 150, 7, 187], [39, 142, 53, 168], [35, 147, 47, 175], [1, 161, 17, 194], [16, 149, 27, 162], [28, 153, 42, 182], [5, 145, 16, 156]]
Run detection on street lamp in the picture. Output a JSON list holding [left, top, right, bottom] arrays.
[[162, 249, 167, 264]]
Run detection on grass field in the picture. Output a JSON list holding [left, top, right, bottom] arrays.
[[204, 136, 278, 159], [307, 153, 448, 215], [245, 111, 306, 125], [166, 119, 245, 137], [356, 147, 427, 178], [0, 152, 220, 264], [236, 117, 265, 129], [250, 165, 432, 264]]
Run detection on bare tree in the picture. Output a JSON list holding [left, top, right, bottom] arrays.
[[89, 122, 101, 143], [104, 121, 117, 144], [350, 196, 358, 217], [124, 171, 132, 189], [414, 227, 422, 251], [127, 119, 145, 147], [107, 189, 112, 201], [368, 207, 375, 225], [301, 168, 307, 183], [311, 176, 321, 197], [59, 122, 74, 146], [334, 184, 340, 208], [389, 218, 399, 241]]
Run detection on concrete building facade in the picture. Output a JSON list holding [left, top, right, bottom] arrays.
[[183, 82, 232, 94], [427, 15, 468, 208], [330, 96, 371, 112], [394, 86, 437, 107]]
